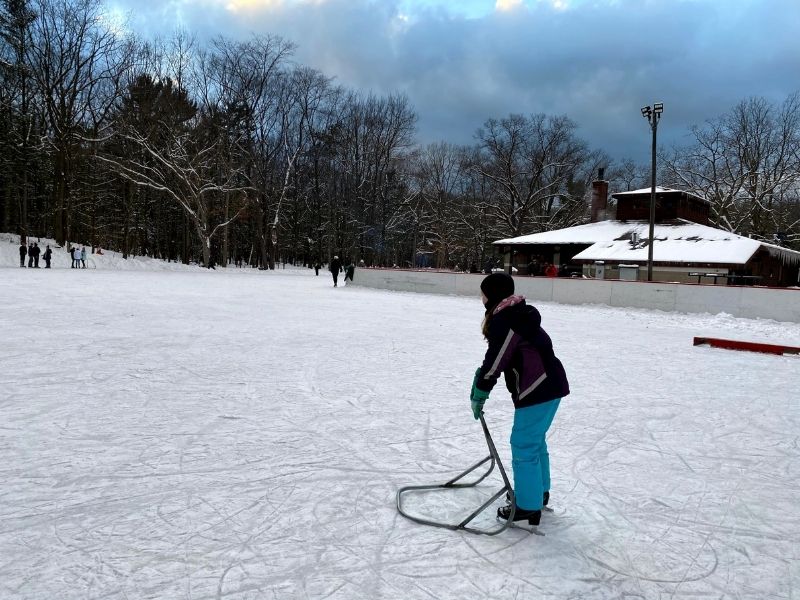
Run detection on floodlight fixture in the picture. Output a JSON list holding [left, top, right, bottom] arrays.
[[653, 102, 664, 114], [641, 106, 651, 118]]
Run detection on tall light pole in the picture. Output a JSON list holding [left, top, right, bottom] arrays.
[[641, 102, 663, 282]]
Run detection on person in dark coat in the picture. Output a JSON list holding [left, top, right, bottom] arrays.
[[19, 242, 27, 267], [330, 255, 342, 287], [470, 273, 569, 527], [43, 245, 52, 268], [314, 262, 320, 276], [28, 243, 34, 267], [344, 261, 355, 284], [32, 242, 41, 267]]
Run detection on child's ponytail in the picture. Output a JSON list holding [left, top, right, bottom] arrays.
[[481, 312, 492, 340]]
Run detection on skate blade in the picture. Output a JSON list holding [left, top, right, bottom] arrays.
[[500, 518, 545, 535], [508, 521, 545, 536]]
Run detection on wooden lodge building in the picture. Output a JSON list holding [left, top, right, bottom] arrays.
[[493, 176, 800, 287]]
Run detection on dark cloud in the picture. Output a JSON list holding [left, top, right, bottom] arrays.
[[111, 0, 800, 159]]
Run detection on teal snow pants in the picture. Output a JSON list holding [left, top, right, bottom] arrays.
[[510, 398, 561, 510]]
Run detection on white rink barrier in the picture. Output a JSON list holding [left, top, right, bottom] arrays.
[[351, 269, 800, 323]]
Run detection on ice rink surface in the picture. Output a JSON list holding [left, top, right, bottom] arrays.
[[1, 265, 799, 599]]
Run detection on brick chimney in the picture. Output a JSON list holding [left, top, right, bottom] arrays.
[[590, 168, 609, 223]]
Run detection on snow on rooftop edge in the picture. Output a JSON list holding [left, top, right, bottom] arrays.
[[494, 220, 800, 266], [611, 186, 675, 195]]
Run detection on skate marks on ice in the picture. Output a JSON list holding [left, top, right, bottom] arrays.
[[555, 402, 797, 597], [2, 270, 799, 599]]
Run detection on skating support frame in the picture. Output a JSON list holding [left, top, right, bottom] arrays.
[[396, 413, 517, 536]]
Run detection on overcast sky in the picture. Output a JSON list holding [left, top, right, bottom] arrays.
[[108, 0, 800, 160]]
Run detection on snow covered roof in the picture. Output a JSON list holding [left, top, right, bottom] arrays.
[[494, 220, 800, 266], [612, 186, 711, 204], [612, 186, 674, 196]]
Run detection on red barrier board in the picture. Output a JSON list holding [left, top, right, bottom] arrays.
[[693, 337, 800, 356]]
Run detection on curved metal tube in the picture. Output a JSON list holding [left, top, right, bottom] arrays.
[[396, 413, 517, 536]]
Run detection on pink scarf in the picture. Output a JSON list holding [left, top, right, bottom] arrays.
[[493, 294, 526, 315]]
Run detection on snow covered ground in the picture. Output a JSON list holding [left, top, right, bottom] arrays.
[[1, 261, 799, 599]]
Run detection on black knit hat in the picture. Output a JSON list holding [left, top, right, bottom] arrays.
[[480, 272, 514, 311]]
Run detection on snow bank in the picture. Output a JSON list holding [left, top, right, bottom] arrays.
[[0, 233, 200, 271]]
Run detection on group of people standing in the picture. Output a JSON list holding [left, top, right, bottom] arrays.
[[70, 246, 88, 268], [327, 256, 355, 287], [18, 242, 52, 268], [18, 241, 87, 269]]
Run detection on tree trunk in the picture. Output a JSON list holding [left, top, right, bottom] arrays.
[[53, 150, 65, 245], [222, 192, 230, 267], [21, 168, 28, 243], [196, 221, 211, 267]]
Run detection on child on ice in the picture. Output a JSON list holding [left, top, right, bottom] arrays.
[[470, 273, 569, 525]]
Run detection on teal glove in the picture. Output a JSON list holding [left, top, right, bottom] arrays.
[[471, 397, 487, 419], [470, 368, 490, 420]]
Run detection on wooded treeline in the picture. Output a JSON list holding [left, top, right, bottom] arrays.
[[2, 0, 798, 269]]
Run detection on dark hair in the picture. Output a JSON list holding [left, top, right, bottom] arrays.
[[481, 312, 492, 339]]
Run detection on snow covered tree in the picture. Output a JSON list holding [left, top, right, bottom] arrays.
[[100, 74, 251, 268], [412, 142, 471, 269], [664, 93, 800, 246]]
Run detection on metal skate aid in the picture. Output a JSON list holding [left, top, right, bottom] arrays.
[[396, 413, 517, 536]]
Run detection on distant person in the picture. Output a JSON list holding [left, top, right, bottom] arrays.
[[469, 262, 479, 274], [71, 246, 80, 268], [32, 242, 40, 267], [43, 245, 52, 268], [545, 263, 558, 278], [81, 247, 87, 269], [19, 242, 27, 267], [28, 243, 34, 267], [314, 262, 320, 276], [483, 260, 493, 275], [330, 255, 342, 287], [344, 261, 355, 285], [527, 259, 540, 277]]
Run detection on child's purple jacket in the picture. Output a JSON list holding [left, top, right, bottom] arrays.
[[475, 297, 570, 409]]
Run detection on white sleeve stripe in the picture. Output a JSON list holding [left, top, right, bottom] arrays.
[[484, 329, 515, 379]]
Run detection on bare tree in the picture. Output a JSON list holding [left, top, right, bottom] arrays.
[[207, 34, 295, 268], [474, 113, 591, 239], [100, 73, 251, 267], [413, 142, 470, 268], [28, 0, 131, 244], [0, 0, 37, 241], [664, 93, 800, 241]]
